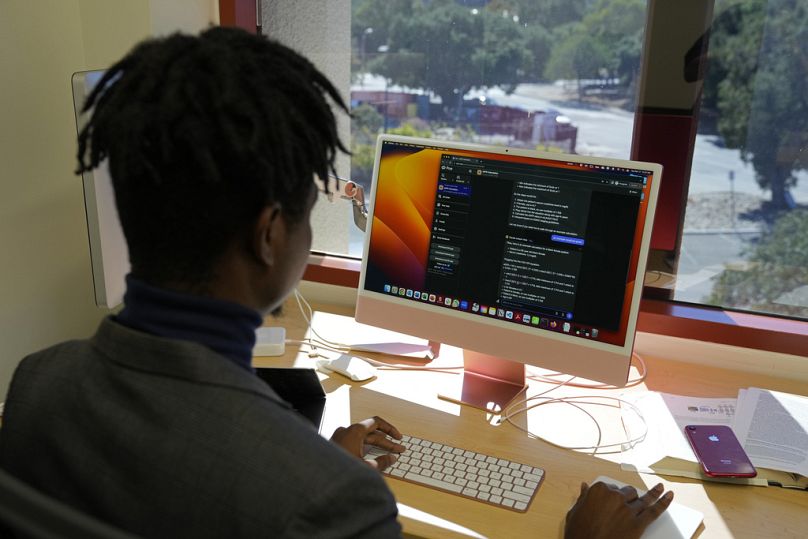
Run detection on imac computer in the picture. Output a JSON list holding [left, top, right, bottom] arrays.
[[355, 135, 661, 409]]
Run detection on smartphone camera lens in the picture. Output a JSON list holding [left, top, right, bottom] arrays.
[[687, 426, 696, 431]]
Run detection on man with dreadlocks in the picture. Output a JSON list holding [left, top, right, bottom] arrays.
[[0, 27, 402, 538], [0, 27, 671, 539]]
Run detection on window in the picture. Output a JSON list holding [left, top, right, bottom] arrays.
[[349, 0, 648, 257], [251, 0, 807, 351], [672, 0, 808, 321]]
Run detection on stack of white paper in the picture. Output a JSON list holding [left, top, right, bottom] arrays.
[[732, 388, 808, 480], [619, 388, 808, 489]]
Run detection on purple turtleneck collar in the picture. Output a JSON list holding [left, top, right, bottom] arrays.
[[114, 275, 263, 372]]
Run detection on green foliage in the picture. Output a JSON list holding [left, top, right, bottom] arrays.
[[352, 103, 384, 145], [361, 1, 534, 110], [520, 24, 553, 82], [486, 0, 590, 28], [352, 0, 648, 107], [349, 142, 377, 187], [387, 120, 433, 139], [352, 0, 415, 59], [544, 30, 609, 98], [582, 0, 645, 84], [708, 210, 808, 318], [705, 0, 808, 208]]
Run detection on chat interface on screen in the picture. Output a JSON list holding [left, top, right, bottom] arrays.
[[364, 141, 653, 346]]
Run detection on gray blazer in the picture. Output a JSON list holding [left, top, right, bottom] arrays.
[[0, 318, 401, 538]]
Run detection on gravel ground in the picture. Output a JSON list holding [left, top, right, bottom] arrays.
[[682, 191, 767, 232]]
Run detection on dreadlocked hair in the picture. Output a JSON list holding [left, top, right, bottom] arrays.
[[76, 26, 348, 289]]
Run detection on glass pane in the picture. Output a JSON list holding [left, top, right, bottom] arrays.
[[349, 0, 648, 256], [674, 0, 808, 320]]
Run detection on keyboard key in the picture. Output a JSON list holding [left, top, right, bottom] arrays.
[[503, 490, 531, 504], [405, 472, 463, 493]]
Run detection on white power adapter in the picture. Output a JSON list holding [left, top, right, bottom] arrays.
[[254, 326, 286, 356]]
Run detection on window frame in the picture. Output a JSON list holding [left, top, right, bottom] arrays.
[[226, 0, 808, 359]]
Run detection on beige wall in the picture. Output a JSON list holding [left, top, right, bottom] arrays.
[[0, 1, 217, 395]]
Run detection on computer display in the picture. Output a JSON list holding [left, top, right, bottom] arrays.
[[356, 135, 661, 402]]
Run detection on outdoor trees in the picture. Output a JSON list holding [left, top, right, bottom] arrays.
[[543, 0, 645, 99], [544, 31, 609, 100], [700, 0, 807, 313], [365, 0, 530, 115], [704, 0, 808, 209], [708, 209, 808, 317], [352, 0, 647, 110]]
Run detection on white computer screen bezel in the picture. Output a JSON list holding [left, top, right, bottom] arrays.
[[356, 134, 661, 385]]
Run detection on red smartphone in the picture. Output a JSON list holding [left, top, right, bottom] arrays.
[[684, 425, 757, 478]]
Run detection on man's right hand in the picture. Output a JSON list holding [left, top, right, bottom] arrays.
[[564, 481, 673, 539], [330, 416, 405, 472]]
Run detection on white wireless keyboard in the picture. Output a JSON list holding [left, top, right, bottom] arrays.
[[367, 434, 544, 512]]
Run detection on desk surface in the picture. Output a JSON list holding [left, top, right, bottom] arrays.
[[258, 300, 807, 539]]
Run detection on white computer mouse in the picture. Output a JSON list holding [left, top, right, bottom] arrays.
[[316, 354, 377, 382]]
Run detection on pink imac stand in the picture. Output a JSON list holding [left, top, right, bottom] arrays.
[[431, 342, 527, 412]]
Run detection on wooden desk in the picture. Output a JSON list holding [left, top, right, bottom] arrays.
[[257, 300, 807, 538]]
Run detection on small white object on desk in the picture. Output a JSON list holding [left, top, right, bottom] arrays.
[[254, 327, 286, 356], [317, 354, 377, 382]]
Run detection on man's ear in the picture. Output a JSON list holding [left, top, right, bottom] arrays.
[[253, 204, 283, 267]]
